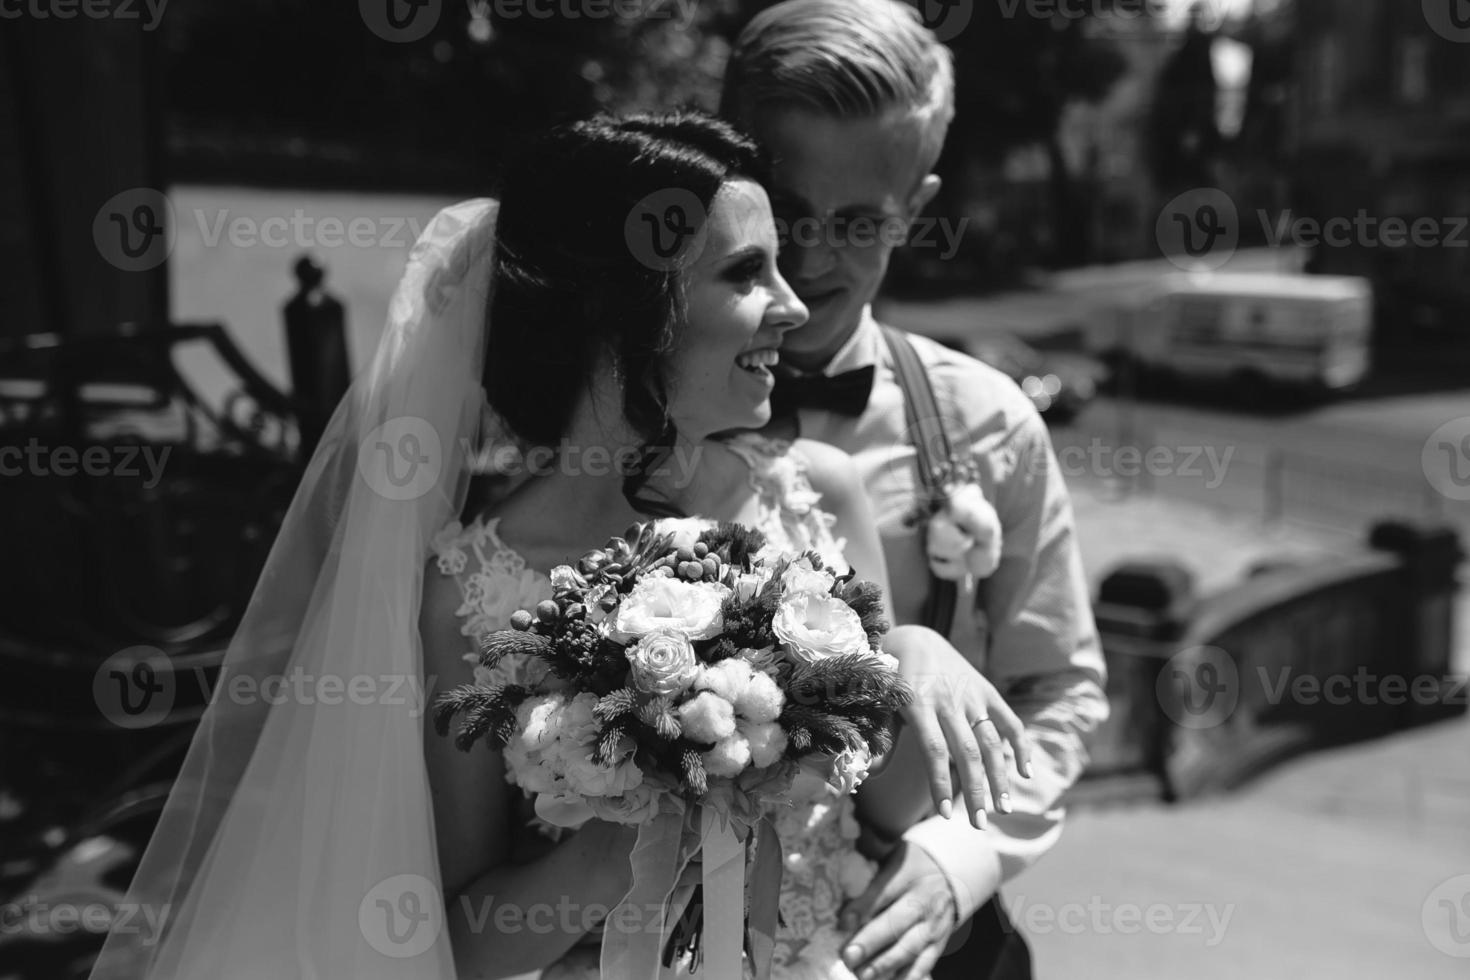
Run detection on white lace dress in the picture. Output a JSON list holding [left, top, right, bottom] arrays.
[[431, 434, 879, 980]]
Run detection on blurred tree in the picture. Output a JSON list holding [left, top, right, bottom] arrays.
[[913, 1, 1129, 275], [1144, 3, 1224, 194]]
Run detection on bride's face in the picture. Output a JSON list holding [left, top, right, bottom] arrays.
[[666, 178, 808, 438]]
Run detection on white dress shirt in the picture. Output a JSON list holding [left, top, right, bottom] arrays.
[[791, 306, 1110, 920]]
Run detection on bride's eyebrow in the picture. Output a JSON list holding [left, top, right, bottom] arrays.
[[718, 244, 766, 267]]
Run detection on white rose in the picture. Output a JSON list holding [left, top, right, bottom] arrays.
[[780, 557, 836, 598], [626, 630, 700, 697], [772, 593, 869, 663], [613, 576, 731, 641]]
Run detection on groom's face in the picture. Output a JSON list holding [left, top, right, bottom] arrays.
[[751, 107, 941, 372]]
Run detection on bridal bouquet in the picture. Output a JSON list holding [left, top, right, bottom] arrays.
[[433, 517, 910, 980]]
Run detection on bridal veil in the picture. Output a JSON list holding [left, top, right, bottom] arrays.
[[89, 199, 501, 979]]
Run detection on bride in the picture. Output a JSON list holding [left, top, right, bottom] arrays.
[[88, 110, 1026, 980]]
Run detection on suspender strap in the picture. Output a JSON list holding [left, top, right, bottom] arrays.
[[880, 326, 959, 636]]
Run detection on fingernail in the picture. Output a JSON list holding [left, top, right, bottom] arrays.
[[939, 798, 953, 819], [859, 970, 876, 980], [975, 808, 988, 830], [1000, 793, 1013, 814], [843, 944, 863, 967], [1022, 760, 1033, 778]]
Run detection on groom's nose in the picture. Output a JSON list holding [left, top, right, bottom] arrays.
[[779, 231, 839, 288]]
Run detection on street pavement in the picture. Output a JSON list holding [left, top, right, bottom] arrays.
[[1033, 479, 1470, 979], [1008, 711, 1469, 979]]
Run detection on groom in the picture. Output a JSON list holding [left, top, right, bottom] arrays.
[[721, 2, 1108, 977]]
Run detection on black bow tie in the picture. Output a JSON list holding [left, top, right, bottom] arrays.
[[770, 365, 876, 418]]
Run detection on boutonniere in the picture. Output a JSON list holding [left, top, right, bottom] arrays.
[[903, 453, 1002, 584]]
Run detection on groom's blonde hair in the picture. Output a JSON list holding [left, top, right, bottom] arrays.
[[719, 0, 955, 173]]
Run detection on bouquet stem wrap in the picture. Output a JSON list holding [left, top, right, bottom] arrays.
[[600, 807, 783, 980]]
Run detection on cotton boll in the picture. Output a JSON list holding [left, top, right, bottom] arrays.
[[735, 670, 784, 724], [739, 720, 788, 768], [703, 733, 752, 778], [677, 691, 737, 744], [694, 658, 754, 705]]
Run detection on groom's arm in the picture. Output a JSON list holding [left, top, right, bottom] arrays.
[[901, 386, 1109, 921]]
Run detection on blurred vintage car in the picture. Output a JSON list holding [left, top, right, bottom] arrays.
[[1101, 272, 1374, 402]]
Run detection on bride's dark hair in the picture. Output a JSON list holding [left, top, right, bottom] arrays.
[[484, 110, 765, 516]]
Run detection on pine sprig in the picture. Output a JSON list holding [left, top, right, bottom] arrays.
[[593, 722, 630, 765], [778, 703, 864, 755], [637, 697, 682, 740], [478, 629, 552, 667], [432, 683, 529, 751], [595, 687, 638, 723], [784, 654, 910, 708], [679, 747, 708, 796], [701, 523, 768, 567], [832, 580, 891, 647]]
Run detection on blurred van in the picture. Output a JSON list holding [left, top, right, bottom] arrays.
[[1109, 273, 1374, 397]]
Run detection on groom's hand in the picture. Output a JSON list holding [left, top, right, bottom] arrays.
[[883, 625, 1032, 828], [839, 842, 958, 980]]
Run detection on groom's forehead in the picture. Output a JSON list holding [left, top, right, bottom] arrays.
[[754, 107, 929, 211]]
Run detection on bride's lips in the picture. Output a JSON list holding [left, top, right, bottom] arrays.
[[734, 346, 780, 391]]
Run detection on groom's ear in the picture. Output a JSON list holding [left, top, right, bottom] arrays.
[[908, 174, 942, 219]]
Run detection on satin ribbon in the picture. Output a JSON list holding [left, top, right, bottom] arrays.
[[601, 807, 785, 980]]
